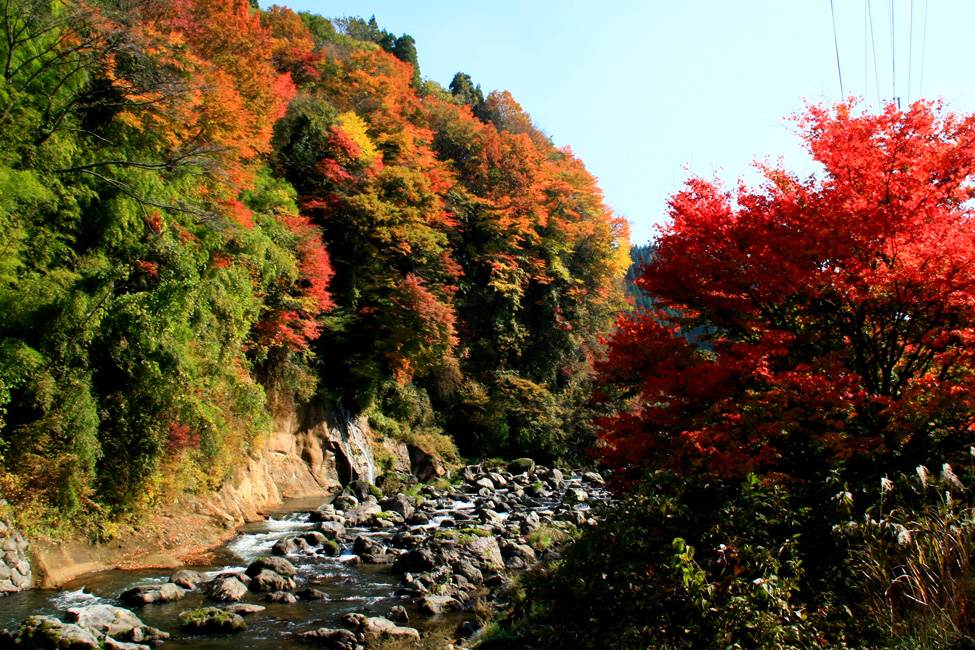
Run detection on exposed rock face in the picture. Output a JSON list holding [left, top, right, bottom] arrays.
[[0, 516, 31, 595], [28, 404, 381, 589]]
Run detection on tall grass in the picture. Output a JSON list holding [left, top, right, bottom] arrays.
[[841, 462, 975, 649]]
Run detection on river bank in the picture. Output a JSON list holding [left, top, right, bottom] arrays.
[[0, 460, 608, 648]]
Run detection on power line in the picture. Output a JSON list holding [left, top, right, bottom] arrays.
[[919, 0, 929, 99], [829, 0, 845, 98], [908, 0, 914, 104], [868, 0, 881, 105]]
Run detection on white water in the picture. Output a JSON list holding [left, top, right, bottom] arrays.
[[338, 409, 376, 484]]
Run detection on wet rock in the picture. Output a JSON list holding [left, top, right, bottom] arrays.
[[223, 603, 266, 615], [341, 613, 420, 645], [542, 467, 565, 488], [332, 494, 359, 511], [380, 494, 415, 521], [474, 477, 495, 491], [272, 538, 299, 556], [322, 540, 341, 557], [386, 605, 409, 624], [120, 583, 185, 606], [318, 521, 346, 540], [583, 471, 605, 485], [207, 576, 249, 603], [507, 458, 536, 475], [103, 637, 151, 650], [297, 587, 330, 601], [348, 480, 382, 501], [301, 531, 328, 547], [353, 535, 385, 557], [178, 607, 245, 634], [245, 556, 298, 578], [169, 569, 203, 590], [486, 472, 507, 487], [265, 591, 298, 604], [297, 627, 359, 649], [566, 488, 589, 504], [343, 497, 382, 526], [17, 616, 102, 649], [66, 605, 169, 645], [249, 569, 295, 593]]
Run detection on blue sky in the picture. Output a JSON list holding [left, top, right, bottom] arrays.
[[271, 1, 975, 245]]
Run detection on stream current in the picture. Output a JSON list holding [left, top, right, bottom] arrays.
[[0, 473, 602, 648]]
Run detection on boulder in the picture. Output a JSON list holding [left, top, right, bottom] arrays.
[[271, 538, 298, 556], [341, 613, 420, 645], [301, 531, 328, 547], [169, 569, 203, 590], [386, 605, 409, 624], [223, 603, 266, 615], [265, 591, 298, 604], [332, 494, 358, 511], [245, 556, 297, 578], [507, 458, 536, 475], [249, 569, 294, 593], [348, 480, 381, 501], [178, 607, 245, 634], [297, 587, 330, 601], [379, 494, 415, 521], [207, 576, 249, 603], [343, 497, 382, 526], [120, 583, 185, 606], [418, 594, 461, 615], [17, 616, 102, 650], [65, 605, 169, 645], [296, 627, 359, 649], [318, 521, 346, 540]]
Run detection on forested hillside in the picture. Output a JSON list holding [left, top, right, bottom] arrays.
[[0, 0, 629, 533]]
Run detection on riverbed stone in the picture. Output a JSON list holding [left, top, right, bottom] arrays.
[[271, 538, 298, 556], [421, 594, 462, 615], [265, 591, 298, 604], [318, 521, 346, 540], [246, 556, 297, 578], [297, 627, 359, 649], [343, 497, 382, 526], [332, 494, 358, 511], [17, 615, 102, 650], [223, 603, 266, 615], [342, 613, 420, 645], [169, 569, 203, 589], [121, 583, 186, 605], [66, 605, 169, 645], [207, 576, 249, 602], [297, 587, 329, 601], [178, 607, 246, 634], [249, 569, 294, 592], [507, 458, 535, 475]]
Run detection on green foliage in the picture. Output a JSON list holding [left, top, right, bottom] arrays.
[[498, 473, 840, 650]]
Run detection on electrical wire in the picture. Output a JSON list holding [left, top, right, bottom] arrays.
[[829, 0, 845, 98], [919, 0, 929, 99], [868, 0, 881, 105], [908, 0, 914, 104]]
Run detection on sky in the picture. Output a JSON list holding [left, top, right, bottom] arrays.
[[267, 0, 975, 245]]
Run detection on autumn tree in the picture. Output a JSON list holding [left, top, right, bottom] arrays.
[[598, 100, 975, 484]]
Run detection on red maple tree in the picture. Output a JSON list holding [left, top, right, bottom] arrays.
[[597, 100, 975, 484]]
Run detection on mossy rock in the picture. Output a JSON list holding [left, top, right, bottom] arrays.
[[322, 540, 340, 557], [178, 607, 245, 634], [508, 458, 536, 475]]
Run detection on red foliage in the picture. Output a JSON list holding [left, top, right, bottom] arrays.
[[598, 100, 975, 484]]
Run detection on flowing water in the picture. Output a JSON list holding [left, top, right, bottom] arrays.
[[0, 475, 607, 647], [0, 498, 453, 648]]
